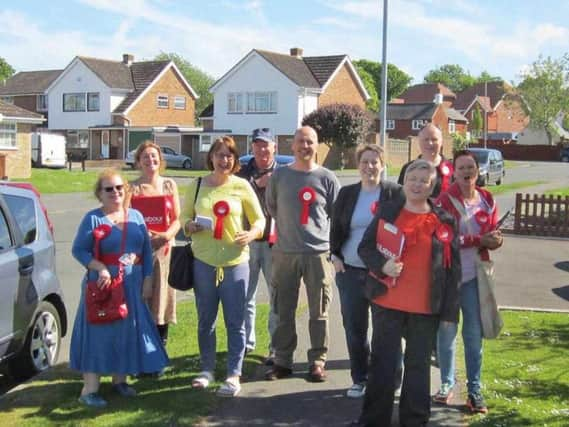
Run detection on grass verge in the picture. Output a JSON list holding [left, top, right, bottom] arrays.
[[486, 181, 546, 196], [545, 188, 569, 197], [0, 300, 270, 426], [468, 310, 569, 426]]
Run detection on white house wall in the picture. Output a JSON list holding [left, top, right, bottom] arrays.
[[298, 91, 318, 125], [111, 93, 127, 112], [212, 53, 301, 135], [47, 60, 113, 130]]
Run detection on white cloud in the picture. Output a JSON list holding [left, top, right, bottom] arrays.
[[312, 16, 359, 30]]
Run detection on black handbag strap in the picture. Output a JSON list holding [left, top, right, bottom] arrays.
[[192, 177, 202, 219]]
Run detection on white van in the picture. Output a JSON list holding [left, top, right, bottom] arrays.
[[31, 133, 66, 168]]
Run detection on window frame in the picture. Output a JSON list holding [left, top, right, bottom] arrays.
[[0, 96, 13, 104], [386, 119, 395, 130], [87, 92, 100, 112], [227, 92, 243, 114], [173, 95, 186, 110], [246, 91, 277, 114], [156, 94, 169, 109], [199, 134, 213, 152], [448, 119, 456, 133], [36, 94, 48, 111], [412, 119, 426, 130], [0, 120, 17, 148], [63, 93, 86, 112]]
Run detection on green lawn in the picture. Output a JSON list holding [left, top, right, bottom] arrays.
[[468, 311, 569, 426], [545, 188, 569, 197], [0, 300, 271, 426], [486, 181, 546, 195]]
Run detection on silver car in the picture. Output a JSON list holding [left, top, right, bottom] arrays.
[[125, 146, 193, 169], [0, 183, 67, 379], [469, 148, 505, 186]]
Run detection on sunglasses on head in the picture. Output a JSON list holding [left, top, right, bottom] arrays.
[[103, 184, 124, 193]]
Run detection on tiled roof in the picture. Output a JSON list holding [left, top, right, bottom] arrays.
[[445, 107, 468, 122], [78, 56, 134, 89], [0, 70, 63, 95], [255, 50, 347, 88], [113, 60, 171, 113], [383, 103, 438, 120], [454, 81, 512, 111], [0, 100, 44, 120], [399, 83, 456, 103]]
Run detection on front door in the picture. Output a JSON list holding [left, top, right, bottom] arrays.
[[101, 131, 110, 159]]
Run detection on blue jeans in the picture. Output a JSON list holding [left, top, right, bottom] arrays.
[[244, 240, 277, 351], [437, 277, 483, 394], [193, 259, 249, 377], [336, 266, 370, 384]]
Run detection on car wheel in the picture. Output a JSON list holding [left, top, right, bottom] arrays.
[[479, 174, 489, 187], [182, 159, 192, 169], [496, 174, 503, 185], [562, 155, 569, 162], [8, 301, 62, 380]]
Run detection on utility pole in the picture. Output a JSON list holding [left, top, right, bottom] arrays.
[[379, 0, 389, 180], [483, 80, 488, 148]]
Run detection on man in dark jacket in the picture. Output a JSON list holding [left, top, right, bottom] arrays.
[[237, 128, 287, 364]]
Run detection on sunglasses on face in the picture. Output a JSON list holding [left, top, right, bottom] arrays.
[[103, 184, 124, 193]]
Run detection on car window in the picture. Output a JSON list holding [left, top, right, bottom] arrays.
[[3, 194, 37, 244], [162, 147, 175, 155], [473, 151, 489, 164], [0, 208, 12, 250]]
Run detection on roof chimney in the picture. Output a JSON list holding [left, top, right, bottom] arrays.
[[290, 47, 303, 58], [122, 54, 134, 66]]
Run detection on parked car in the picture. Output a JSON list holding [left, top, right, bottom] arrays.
[[125, 146, 192, 169], [560, 146, 569, 162], [239, 154, 295, 166], [0, 183, 67, 380], [469, 148, 505, 186]]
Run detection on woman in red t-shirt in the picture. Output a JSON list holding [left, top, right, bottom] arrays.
[[352, 159, 461, 427]]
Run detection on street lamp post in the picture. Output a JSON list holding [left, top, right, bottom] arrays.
[[379, 0, 389, 180]]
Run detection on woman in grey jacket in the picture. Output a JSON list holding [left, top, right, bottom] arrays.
[[330, 144, 404, 398]]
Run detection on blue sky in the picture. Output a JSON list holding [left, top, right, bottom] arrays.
[[1, 0, 568, 85]]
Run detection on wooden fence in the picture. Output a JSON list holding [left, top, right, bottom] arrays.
[[514, 193, 569, 237]]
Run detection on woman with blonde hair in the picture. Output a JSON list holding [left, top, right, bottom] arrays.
[[70, 169, 168, 407], [127, 141, 181, 354], [182, 136, 265, 397]]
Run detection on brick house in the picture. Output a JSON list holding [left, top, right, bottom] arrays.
[[198, 47, 370, 167], [453, 81, 529, 140], [0, 70, 62, 128], [0, 100, 45, 179], [398, 83, 457, 108], [45, 54, 199, 160]]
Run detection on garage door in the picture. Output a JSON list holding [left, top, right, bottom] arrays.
[[128, 131, 153, 152], [155, 133, 181, 153]]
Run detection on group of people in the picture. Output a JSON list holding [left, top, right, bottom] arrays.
[[68, 123, 503, 427]]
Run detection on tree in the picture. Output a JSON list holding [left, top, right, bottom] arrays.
[[517, 54, 569, 145], [451, 132, 469, 152], [423, 65, 502, 93], [154, 52, 215, 121], [353, 60, 412, 111], [471, 105, 483, 138], [0, 57, 15, 83], [302, 103, 371, 166]]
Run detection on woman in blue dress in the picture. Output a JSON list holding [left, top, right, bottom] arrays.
[[70, 169, 168, 407]]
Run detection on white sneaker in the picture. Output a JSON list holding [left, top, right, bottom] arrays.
[[346, 383, 366, 398]]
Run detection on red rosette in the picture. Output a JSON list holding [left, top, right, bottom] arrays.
[[435, 223, 454, 268], [93, 224, 112, 260], [438, 161, 453, 193], [298, 187, 316, 225], [370, 201, 379, 215], [474, 210, 490, 232], [213, 200, 230, 240]]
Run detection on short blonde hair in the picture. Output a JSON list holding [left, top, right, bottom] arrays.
[[403, 159, 437, 194], [94, 168, 128, 201], [355, 144, 385, 165]]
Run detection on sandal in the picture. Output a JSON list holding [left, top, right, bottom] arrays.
[[217, 380, 241, 397], [192, 371, 214, 389]]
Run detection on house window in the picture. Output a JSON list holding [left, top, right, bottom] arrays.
[[448, 120, 456, 133], [228, 93, 243, 113], [246, 91, 277, 113], [87, 92, 100, 112], [37, 94, 48, 111], [67, 130, 89, 148], [63, 93, 86, 112], [157, 94, 169, 109], [174, 95, 186, 110], [412, 120, 426, 130], [199, 135, 213, 152], [386, 120, 395, 130], [0, 121, 17, 148], [0, 96, 13, 104]]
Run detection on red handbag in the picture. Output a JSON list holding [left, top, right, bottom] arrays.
[[86, 212, 129, 324]]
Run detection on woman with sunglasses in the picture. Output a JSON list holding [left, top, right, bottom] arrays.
[[182, 136, 265, 397], [127, 141, 181, 353], [70, 169, 168, 408]]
